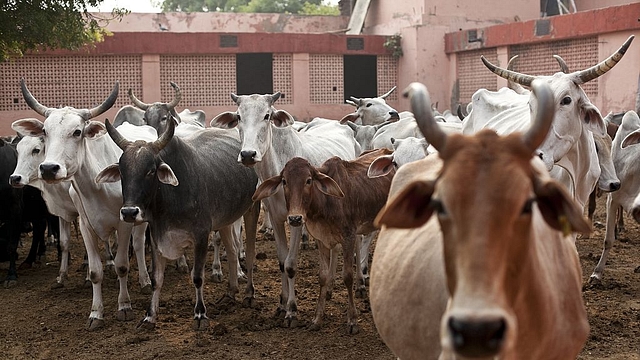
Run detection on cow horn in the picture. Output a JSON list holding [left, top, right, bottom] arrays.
[[481, 55, 535, 87], [167, 82, 182, 110], [105, 118, 131, 150], [153, 113, 175, 151], [349, 96, 363, 107], [456, 104, 467, 120], [505, 55, 529, 94], [20, 79, 52, 117], [404, 82, 446, 151], [522, 79, 555, 152], [380, 86, 397, 99], [86, 82, 119, 119], [128, 88, 149, 110], [270, 92, 281, 104], [575, 35, 634, 84], [553, 55, 570, 73]]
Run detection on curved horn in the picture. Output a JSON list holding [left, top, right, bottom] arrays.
[[380, 86, 397, 99], [553, 55, 570, 73], [575, 35, 634, 84], [152, 112, 175, 152], [128, 88, 149, 110], [456, 104, 466, 120], [105, 118, 131, 151], [349, 96, 363, 107], [20, 79, 52, 116], [522, 79, 555, 152], [481, 55, 535, 87], [86, 82, 119, 119], [505, 55, 529, 94], [404, 82, 446, 151], [270, 92, 281, 105], [166, 82, 182, 110]]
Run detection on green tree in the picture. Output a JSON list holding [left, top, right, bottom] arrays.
[[160, 0, 337, 14], [0, 1, 127, 62]]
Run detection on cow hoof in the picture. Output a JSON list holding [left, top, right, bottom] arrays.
[[51, 282, 64, 289], [136, 319, 156, 331], [273, 307, 286, 319], [117, 308, 135, 321], [210, 272, 223, 283], [348, 323, 360, 335], [308, 322, 322, 332], [588, 275, 602, 285], [177, 264, 189, 274], [86, 317, 105, 331], [282, 316, 298, 328], [4, 279, 17, 289], [192, 318, 210, 331], [83, 279, 92, 288], [140, 284, 152, 295], [242, 297, 258, 308]]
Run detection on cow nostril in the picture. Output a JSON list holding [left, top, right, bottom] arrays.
[[121, 207, 139, 220], [288, 215, 303, 226], [9, 175, 21, 184], [610, 182, 621, 192], [240, 150, 257, 160]]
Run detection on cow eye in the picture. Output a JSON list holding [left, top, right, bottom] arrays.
[[366, 103, 373, 108], [42, 129, 46, 136], [282, 179, 287, 186], [522, 199, 534, 214], [306, 178, 312, 185], [73, 129, 82, 137], [560, 96, 572, 105], [147, 169, 156, 177], [264, 114, 270, 121], [236, 115, 241, 122], [32, 148, 40, 155], [430, 199, 447, 216]]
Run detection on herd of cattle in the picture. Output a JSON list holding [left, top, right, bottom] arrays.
[[0, 35, 636, 358]]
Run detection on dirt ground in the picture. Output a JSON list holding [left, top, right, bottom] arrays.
[[0, 195, 639, 360]]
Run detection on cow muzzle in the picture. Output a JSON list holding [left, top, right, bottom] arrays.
[[121, 206, 142, 223], [445, 315, 507, 358], [287, 215, 304, 227], [239, 150, 259, 166], [39, 163, 62, 181], [8, 174, 26, 188]]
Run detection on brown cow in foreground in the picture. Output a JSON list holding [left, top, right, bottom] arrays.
[[253, 148, 394, 334], [370, 81, 590, 359]]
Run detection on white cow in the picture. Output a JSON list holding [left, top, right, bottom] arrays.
[[371, 81, 590, 359], [340, 87, 401, 125], [12, 80, 157, 331], [591, 110, 640, 283], [463, 36, 633, 210], [211, 93, 359, 327]]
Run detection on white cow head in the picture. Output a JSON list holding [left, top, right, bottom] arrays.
[[340, 87, 401, 125], [11, 79, 117, 183], [481, 35, 633, 171], [8, 134, 45, 187], [210, 92, 295, 166]]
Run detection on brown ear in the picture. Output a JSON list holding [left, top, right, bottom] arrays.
[[252, 175, 282, 202], [313, 172, 344, 198], [339, 112, 360, 124], [210, 112, 239, 128], [368, 155, 394, 178], [95, 163, 121, 184], [534, 179, 592, 235], [374, 179, 436, 229], [271, 110, 295, 127]]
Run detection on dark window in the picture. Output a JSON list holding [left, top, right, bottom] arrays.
[[236, 53, 273, 95], [344, 55, 377, 100]]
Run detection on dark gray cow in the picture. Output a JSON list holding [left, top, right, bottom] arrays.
[[96, 118, 260, 330]]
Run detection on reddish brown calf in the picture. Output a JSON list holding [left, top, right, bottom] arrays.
[[253, 148, 394, 334]]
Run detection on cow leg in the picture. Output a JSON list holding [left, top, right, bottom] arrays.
[[114, 224, 134, 322], [139, 239, 166, 330], [590, 193, 619, 284], [616, 205, 625, 235], [52, 219, 72, 289], [309, 240, 332, 331], [354, 233, 369, 298], [325, 248, 338, 300], [242, 201, 260, 308], [210, 231, 223, 283], [193, 230, 215, 331], [4, 205, 21, 288], [231, 220, 247, 281], [301, 224, 311, 250], [283, 225, 303, 328], [21, 217, 46, 267], [342, 235, 359, 334], [131, 224, 152, 294], [103, 234, 116, 278], [259, 207, 274, 240], [175, 254, 189, 273], [78, 217, 106, 331]]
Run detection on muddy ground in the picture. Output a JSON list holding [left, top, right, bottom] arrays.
[[0, 195, 639, 360]]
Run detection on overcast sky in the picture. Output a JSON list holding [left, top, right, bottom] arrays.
[[88, 0, 340, 13]]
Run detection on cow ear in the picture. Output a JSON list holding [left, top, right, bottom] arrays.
[[533, 178, 591, 236], [313, 172, 344, 198], [253, 175, 282, 201], [211, 112, 239, 129], [85, 121, 107, 139], [12, 118, 44, 137], [158, 162, 179, 186], [339, 112, 360, 124], [621, 130, 640, 148], [95, 163, 121, 183], [375, 180, 436, 229], [368, 155, 394, 178], [271, 110, 295, 128], [581, 102, 606, 137]]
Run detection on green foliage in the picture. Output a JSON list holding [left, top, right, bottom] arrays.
[[161, 0, 338, 14], [0, 1, 127, 62], [383, 33, 403, 58]]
